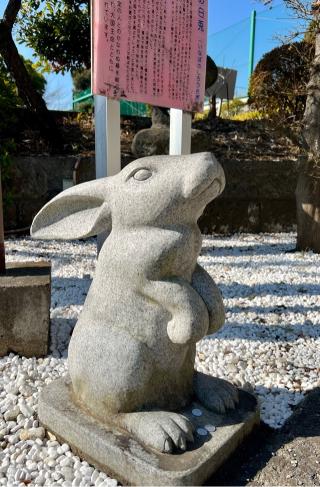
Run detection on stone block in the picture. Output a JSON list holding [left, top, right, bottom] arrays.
[[39, 377, 259, 486], [0, 261, 51, 357]]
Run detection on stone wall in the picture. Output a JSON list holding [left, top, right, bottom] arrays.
[[4, 155, 298, 234], [4, 155, 95, 232], [200, 158, 299, 233]]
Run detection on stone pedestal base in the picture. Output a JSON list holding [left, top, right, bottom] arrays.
[[0, 262, 51, 357], [39, 377, 260, 486]]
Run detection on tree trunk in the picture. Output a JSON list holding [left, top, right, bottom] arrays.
[[0, 169, 5, 274], [296, 161, 320, 252], [208, 95, 217, 120], [0, 20, 62, 150], [296, 32, 320, 252]]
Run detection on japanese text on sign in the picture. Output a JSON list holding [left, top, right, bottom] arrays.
[[93, 0, 208, 112]]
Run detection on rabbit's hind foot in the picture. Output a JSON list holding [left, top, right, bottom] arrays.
[[194, 372, 239, 414], [119, 410, 194, 453]]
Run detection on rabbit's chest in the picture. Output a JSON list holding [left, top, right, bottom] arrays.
[[104, 227, 202, 280], [144, 230, 201, 279]]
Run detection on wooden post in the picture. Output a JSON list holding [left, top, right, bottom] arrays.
[[169, 109, 192, 155], [94, 95, 121, 251], [0, 168, 5, 274]]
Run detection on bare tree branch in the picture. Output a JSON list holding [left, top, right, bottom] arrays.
[[258, 0, 320, 44], [259, 0, 314, 21]]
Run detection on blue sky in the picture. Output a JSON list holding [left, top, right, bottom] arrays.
[[1, 0, 296, 109], [208, 0, 272, 34]]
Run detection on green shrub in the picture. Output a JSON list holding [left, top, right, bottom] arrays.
[[230, 111, 263, 122], [73, 68, 91, 93], [220, 98, 246, 118], [0, 56, 46, 122]]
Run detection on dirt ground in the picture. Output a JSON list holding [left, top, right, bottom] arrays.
[[208, 388, 320, 486], [12, 112, 301, 163]]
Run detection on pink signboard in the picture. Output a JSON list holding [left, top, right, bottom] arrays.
[[92, 0, 208, 112]]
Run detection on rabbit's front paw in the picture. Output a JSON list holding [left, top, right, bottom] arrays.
[[167, 317, 196, 344], [122, 411, 194, 453], [167, 308, 209, 345], [194, 372, 239, 414]]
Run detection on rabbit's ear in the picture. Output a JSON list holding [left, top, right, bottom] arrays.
[[31, 178, 112, 240]]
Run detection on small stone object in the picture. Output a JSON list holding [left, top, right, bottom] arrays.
[[196, 428, 208, 437], [205, 424, 216, 433], [192, 408, 203, 417]]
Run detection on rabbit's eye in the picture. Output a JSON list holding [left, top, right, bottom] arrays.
[[133, 169, 152, 181]]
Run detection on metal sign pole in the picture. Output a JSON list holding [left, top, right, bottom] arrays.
[[95, 96, 121, 179], [92, 0, 121, 252], [94, 95, 121, 252], [248, 10, 257, 83], [169, 109, 192, 156]]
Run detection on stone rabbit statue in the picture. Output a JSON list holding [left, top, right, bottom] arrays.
[[31, 152, 238, 453]]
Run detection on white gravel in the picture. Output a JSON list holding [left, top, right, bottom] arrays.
[[1, 233, 320, 485]]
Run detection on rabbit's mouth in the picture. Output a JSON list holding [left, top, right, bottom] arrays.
[[191, 178, 222, 201]]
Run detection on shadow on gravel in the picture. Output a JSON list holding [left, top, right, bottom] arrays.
[[51, 276, 93, 306], [206, 322, 320, 342], [201, 243, 296, 257], [207, 388, 320, 486], [218, 282, 320, 298], [228, 304, 320, 314]]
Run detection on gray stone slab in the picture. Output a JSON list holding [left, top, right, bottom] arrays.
[[0, 261, 51, 358], [39, 377, 260, 486]]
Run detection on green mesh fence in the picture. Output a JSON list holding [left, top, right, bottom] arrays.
[[207, 3, 301, 98], [73, 90, 148, 117]]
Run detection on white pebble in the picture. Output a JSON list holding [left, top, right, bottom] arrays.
[[34, 474, 45, 485], [91, 470, 100, 484], [48, 446, 59, 459], [61, 466, 75, 481], [4, 406, 20, 421], [19, 402, 34, 418], [60, 457, 73, 467], [20, 427, 45, 441]]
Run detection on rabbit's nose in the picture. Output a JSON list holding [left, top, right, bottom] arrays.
[[182, 155, 225, 200]]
